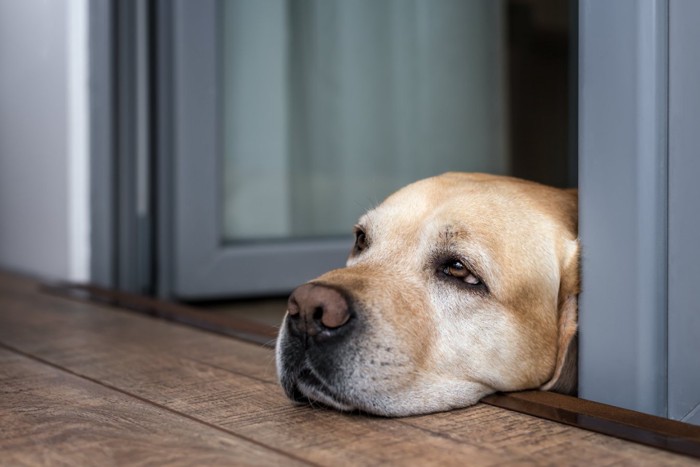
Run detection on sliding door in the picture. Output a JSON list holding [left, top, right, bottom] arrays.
[[164, 0, 509, 299]]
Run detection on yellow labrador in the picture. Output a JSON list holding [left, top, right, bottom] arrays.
[[276, 173, 579, 416]]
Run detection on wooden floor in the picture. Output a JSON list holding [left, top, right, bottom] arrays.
[[0, 271, 697, 466]]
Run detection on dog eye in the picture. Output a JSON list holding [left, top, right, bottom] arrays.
[[354, 228, 368, 253], [442, 261, 481, 285]]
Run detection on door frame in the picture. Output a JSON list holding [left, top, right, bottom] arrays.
[[578, 0, 669, 417], [90, 0, 153, 295], [579, 0, 700, 422], [667, 0, 700, 425]]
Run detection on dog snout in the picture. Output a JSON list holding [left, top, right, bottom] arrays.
[[287, 283, 351, 341]]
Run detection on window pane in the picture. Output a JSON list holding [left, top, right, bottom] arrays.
[[222, 0, 507, 241]]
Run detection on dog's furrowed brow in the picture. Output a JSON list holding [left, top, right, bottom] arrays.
[[438, 225, 469, 247]]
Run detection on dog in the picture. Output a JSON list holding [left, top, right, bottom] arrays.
[[276, 172, 579, 416]]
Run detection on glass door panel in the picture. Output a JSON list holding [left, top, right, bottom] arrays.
[[222, 0, 507, 242]]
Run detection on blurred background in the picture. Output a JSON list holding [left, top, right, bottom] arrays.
[[0, 0, 576, 301]]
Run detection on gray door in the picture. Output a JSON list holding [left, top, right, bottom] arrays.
[[667, 0, 700, 426], [579, 0, 700, 424], [164, 0, 509, 299]]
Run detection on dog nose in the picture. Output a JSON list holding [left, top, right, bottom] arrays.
[[286, 283, 351, 339]]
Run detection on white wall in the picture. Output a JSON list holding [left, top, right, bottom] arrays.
[[0, 0, 89, 281]]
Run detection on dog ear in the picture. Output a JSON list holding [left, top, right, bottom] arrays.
[[540, 239, 579, 395]]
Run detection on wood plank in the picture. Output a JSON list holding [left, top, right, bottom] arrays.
[[483, 391, 700, 458], [2, 274, 278, 384], [0, 272, 696, 465], [43, 281, 280, 347], [401, 406, 697, 467], [0, 347, 308, 466]]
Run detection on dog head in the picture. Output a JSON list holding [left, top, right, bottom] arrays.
[[276, 173, 579, 416]]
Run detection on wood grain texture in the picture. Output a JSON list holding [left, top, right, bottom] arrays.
[[482, 391, 700, 458], [0, 271, 697, 466], [0, 348, 307, 466], [43, 282, 280, 346]]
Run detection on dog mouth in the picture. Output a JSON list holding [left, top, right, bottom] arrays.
[[286, 365, 357, 412]]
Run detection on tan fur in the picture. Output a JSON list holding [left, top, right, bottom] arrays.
[[276, 173, 579, 416]]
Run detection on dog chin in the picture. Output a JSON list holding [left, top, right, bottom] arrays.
[[295, 381, 357, 412], [286, 368, 493, 417]]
